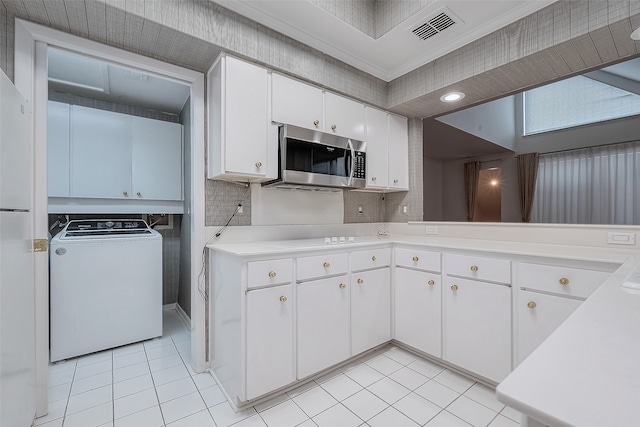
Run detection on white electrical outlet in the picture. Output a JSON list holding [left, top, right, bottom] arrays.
[[426, 226, 439, 235], [607, 232, 635, 245]]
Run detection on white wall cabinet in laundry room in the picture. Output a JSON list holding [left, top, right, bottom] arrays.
[[208, 54, 277, 181], [70, 105, 133, 199], [47, 101, 70, 197], [131, 116, 182, 201], [245, 283, 294, 400], [351, 249, 391, 355], [297, 274, 350, 379], [68, 105, 183, 201]]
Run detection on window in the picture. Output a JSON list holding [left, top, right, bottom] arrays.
[[523, 75, 640, 135]]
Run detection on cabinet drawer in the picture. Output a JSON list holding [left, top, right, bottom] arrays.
[[394, 248, 441, 272], [297, 253, 348, 281], [519, 263, 610, 299], [351, 248, 391, 271], [247, 259, 293, 289], [445, 254, 511, 284]]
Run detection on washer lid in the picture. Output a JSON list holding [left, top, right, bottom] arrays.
[[62, 219, 153, 237]]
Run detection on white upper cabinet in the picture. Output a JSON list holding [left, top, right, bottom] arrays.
[[131, 116, 182, 201], [388, 113, 409, 191], [208, 54, 276, 181], [47, 101, 70, 197], [50, 103, 183, 205], [271, 73, 365, 140], [363, 108, 409, 192], [70, 105, 132, 199], [324, 92, 365, 140], [271, 73, 323, 131], [364, 107, 389, 189]]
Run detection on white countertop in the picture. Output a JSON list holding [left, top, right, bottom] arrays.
[[496, 255, 640, 427], [207, 234, 630, 265], [209, 234, 640, 426]]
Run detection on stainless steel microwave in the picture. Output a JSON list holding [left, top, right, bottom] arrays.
[[262, 124, 366, 190]]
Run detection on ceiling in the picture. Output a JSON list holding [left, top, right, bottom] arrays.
[[48, 48, 191, 114], [214, 0, 556, 81], [423, 117, 513, 162]]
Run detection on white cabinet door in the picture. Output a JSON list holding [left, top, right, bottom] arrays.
[[297, 274, 350, 379], [443, 277, 511, 382], [47, 101, 70, 197], [387, 114, 408, 190], [271, 73, 323, 131], [516, 290, 582, 365], [394, 268, 441, 357], [131, 116, 182, 201], [246, 284, 294, 400], [364, 107, 388, 189], [351, 268, 390, 355], [70, 106, 132, 199], [224, 56, 269, 177], [324, 92, 365, 140]]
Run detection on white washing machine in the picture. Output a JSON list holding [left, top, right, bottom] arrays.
[[49, 219, 163, 362]]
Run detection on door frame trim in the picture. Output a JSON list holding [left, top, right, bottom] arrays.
[[14, 19, 208, 415]]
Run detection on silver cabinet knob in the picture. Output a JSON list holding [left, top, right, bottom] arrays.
[[123, 191, 128, 196], [255, 161, 262, 168], [313, 120, 319, 127], [331, 124, 337, 131], [136, 192, 141, 197]]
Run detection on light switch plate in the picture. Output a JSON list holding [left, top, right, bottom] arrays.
[[607, 232, 635, 245], [426, 226, 439, 235]]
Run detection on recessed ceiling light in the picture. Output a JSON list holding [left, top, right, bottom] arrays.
[[632, 27, 640, 40], [440, 92, 465, 102]]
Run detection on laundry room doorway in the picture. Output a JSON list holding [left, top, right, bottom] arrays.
[[14, 19, 206, 415]]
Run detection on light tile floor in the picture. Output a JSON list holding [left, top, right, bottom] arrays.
[[38, 309, 522, 427]]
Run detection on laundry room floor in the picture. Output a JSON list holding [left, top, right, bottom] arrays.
[[38, 309, 522, 427]]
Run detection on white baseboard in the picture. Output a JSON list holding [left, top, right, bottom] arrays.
[[175, 303, 191, 329]]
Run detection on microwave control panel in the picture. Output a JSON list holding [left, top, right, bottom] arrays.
[[353, 152, 366, 179]]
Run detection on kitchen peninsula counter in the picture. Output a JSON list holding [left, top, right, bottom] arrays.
[[208, 233, 640, 425]]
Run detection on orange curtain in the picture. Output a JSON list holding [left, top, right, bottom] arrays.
[[517, 153, 539, 222], [463, 161, 480, 221]]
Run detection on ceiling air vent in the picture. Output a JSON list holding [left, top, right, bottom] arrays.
[[412, 12, 456, 40]]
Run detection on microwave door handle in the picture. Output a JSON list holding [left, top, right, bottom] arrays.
[[347, 139, 355, 186]]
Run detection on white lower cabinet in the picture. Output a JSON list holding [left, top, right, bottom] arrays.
[[394, 267, 442, 357], [515, 290, 582, 365], [351, 267, 390, 355], [443, 277, 512, 382], [246, 284, 294, 400], [297, 274, 350, 379], [211, 245, 616, 405]]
